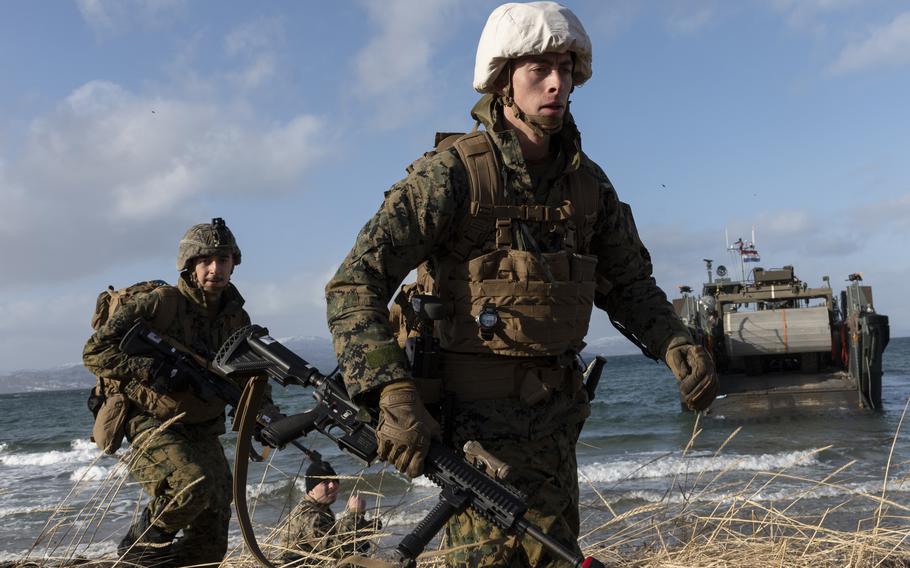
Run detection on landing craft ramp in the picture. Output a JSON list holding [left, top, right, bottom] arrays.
[[708, 370, 861, 418]]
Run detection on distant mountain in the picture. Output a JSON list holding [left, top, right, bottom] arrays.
[[583, 335, 643, 357], [0, 364, 95, 394], [274, 335, 338, 372], [0, 334, 642, 395]]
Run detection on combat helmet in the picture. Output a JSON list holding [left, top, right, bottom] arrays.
[[473, 2, 592, 136], [176, 217, 242, 271], [473, 1, 592, 93]]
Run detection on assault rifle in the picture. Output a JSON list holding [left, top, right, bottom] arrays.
[[209, 324, 606, 568], [118, 321, 317, 461]]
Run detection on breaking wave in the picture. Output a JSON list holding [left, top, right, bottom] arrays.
[[404, 450, 822, 492], [70, 464, 125, 482], [247, 479, 296, 500], [578, 449, 821, 485], [0, 439, 100, 467], [383, 508, 434, 527], [605, 478, 910, 507]]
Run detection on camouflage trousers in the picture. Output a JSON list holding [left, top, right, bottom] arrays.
[[125, 413, 232, 565], [443, 387, 589, 568]]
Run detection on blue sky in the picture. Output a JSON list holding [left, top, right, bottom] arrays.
[[1, 0, 908, 371]]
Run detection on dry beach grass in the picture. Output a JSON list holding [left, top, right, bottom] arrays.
[[9, 407, 910, 568]]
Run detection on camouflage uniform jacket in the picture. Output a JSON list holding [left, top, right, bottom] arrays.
[[83, 273, 252, 429], [283, 496, 380, 562], [326, 95, 691, 400]]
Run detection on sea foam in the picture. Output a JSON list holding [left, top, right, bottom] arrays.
[[0, 439, 100, 467], [578, 449, 820, 485]]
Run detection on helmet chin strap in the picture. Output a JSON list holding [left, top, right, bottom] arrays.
[[499, 64, 567, 138]]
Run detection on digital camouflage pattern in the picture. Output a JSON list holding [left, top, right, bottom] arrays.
[[444, 387, 588, 568], [325, 95, 692, 566], [124, 413, 233, 564], [280, 497, 382, 565], [326, 95, 691, 400], [83, 272, 253, 563]]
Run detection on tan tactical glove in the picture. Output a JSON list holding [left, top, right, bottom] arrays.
[[376, 380, 441, 478], [665, 338, 718, 411]]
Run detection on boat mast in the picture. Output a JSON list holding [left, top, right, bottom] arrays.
[[726, 227, 761, 283]]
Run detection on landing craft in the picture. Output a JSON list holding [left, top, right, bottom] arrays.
[[673, 238, 889, 417]]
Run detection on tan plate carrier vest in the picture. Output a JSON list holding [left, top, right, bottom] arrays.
[[401, 131, 601, 402]]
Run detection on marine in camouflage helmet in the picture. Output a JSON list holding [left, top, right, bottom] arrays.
[[84, 217, 277, 566], [177, 217, 242, 272], [325, 2, 716, 567]]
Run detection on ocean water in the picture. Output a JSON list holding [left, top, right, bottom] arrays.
[[2, 337, 909, 561]]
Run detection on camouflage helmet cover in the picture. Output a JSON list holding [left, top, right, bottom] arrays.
[[177, 217, 242, 271]]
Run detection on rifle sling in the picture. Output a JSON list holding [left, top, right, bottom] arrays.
[[232, 374, 274, 568]]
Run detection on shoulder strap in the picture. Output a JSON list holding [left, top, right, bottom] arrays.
[[449, 132, 595, 256], [149, 286, 182, 331], [450, 131, 503, 260], [565, 164, 602, 252], [453, 131, 500, 207]]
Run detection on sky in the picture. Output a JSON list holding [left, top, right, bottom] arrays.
[[1, 0, 908, 372]]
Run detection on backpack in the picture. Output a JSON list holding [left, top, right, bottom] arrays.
[[87, 280, 181, 454], [91, 280, 170, 331]]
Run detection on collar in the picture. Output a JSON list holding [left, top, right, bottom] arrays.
[[469, 94, 585, 184]]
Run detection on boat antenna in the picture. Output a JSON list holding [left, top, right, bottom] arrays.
[[726, 230, 761, 282], [703, 259, 714, 284]]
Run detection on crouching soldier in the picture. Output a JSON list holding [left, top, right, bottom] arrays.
[[281, 460, 382, 566], [84, 218, 278, 566]]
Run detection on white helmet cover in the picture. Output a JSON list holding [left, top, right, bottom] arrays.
[[473, 1, 592, 94]]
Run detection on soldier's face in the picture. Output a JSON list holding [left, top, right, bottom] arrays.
[[309, 479, 340, 505], [193, 254, 234, 293], [508, 52, 573, 119]]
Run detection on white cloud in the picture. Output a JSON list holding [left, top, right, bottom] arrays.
[[769, 0, 862, 32], [238, 265, 340, 340], [224, 17, 284, 90], [854, 191, 910, 231], [758, 209, 814, 236], [353, 0, 462, 129], [666, 2, 716, 35], [227, 54, 278, 90], [0, 293, 89, 333], [0, 80, 327, 287], [224, 17, 284, 56], [75, 0, 186, 35], [829, 11, 910, 74], [584, 1, 641, 42], [0, 292, 95, 371], [243, 267, 337, 317]]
